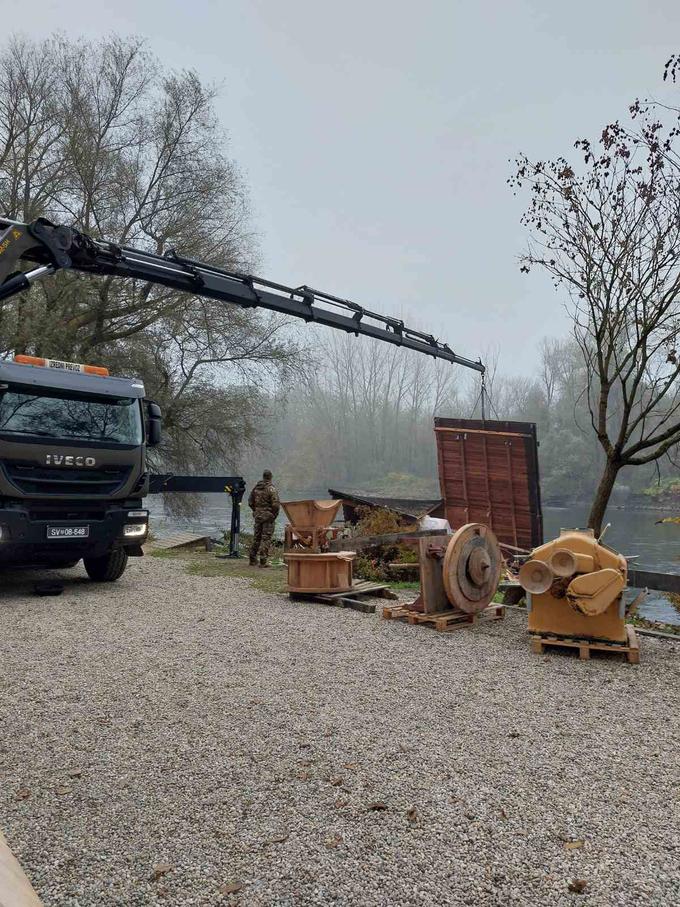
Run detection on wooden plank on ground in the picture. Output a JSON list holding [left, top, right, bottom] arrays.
[[0, 830, 42, 907], [152, 532, 211, 551]]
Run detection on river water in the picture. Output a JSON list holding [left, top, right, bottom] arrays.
[[146, 494, 680, 625]]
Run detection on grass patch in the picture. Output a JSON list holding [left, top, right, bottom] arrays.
[[148, 544, 288, 593], [185, 555, 288, 594]]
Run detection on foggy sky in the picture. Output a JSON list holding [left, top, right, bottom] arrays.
[[9, 0, 680, 377]]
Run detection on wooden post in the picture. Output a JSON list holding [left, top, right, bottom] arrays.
[[0, 830, 42, 907]]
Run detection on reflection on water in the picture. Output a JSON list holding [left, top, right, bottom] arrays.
[[146, 489, 328, 539], [146, 494, 680, 625]]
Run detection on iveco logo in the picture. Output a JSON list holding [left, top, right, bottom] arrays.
[[45, 454, 97, 467]]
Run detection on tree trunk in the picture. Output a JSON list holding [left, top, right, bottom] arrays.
[[587, 459, 620, 535]]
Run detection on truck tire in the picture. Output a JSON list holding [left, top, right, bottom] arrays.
[[83, 549, 128, 582]]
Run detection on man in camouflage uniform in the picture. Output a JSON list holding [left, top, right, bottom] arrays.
[[248, 469, 280, 567]]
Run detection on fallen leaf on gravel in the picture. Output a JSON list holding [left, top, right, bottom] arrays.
[[327, 776, 344, 787], [325, 833, 343, 849], [15, 788, 30, 801], [568, 879, 588, 894], [219, 880, 243, 894], [334, 797, 349, 809], [297, 770, 311, 781], [67, 769, 83, 779], [507, 731, 521, 738], [343, 762, 358, 770], [407, 808, 419, 824], [500, 808, 508, 820], [150, 863, 173, 881], [55, 785, 70, 796], [367, 801, 388, 811], [265, 834, 288, 845], [564, 840, 585, 850]]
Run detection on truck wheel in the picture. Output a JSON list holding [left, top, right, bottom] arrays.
[[83, 549, 128, 582]]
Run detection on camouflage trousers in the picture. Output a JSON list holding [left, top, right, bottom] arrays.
[[250, 518, 275, 563]]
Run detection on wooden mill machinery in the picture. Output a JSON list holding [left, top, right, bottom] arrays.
[[384, 523, 505, 631], [281, 499, 343, 553], [517, 528, 639, 662], [282, 499, 356, 594]]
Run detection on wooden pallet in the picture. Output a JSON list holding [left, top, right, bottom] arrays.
[[293, 581, 397, 614], [382, 603, 505, 632], [530, 624, 640, 664]]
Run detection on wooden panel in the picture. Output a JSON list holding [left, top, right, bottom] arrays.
[[434, 418, 543, 551], [417, 536, 449, 614], [0, 831, 42, 907]]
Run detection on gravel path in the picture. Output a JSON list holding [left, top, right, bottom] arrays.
[[1, 556, 679, 906]]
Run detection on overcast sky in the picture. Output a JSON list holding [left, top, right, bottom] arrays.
[[10, 0, 680, 377]]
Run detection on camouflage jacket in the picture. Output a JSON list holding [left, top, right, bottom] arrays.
[[248, 480, 280, 521]]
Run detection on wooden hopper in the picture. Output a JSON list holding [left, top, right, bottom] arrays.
[[281, 499, 342, 530]]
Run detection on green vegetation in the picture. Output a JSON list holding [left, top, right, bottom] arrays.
[[641, 477, 680, 499], [150, 545, 288, 594], [629, 613, 680, 636]]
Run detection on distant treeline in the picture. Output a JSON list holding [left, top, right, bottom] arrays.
[[246, 330, 672, 505]]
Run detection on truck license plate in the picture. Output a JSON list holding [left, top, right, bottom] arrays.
[[47, 526, 90, 540]]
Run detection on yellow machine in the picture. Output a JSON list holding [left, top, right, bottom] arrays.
[[518, 528, 628, 642]]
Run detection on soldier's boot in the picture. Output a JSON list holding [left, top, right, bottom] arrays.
[[259, 558, 270, 568], [249, 556, 257, 566]]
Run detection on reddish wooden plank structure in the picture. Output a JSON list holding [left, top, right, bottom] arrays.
[[433, 418, 543, 551]]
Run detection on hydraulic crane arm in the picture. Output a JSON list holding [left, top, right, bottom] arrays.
[[0, 217, 484, 372]]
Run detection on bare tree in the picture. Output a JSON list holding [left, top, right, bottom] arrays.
[[270, 326, 464, 492], [0, 34, 300, 469], [511, 60, 680, 532]]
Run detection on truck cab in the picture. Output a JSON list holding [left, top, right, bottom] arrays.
[[0, 356, 161, 580]]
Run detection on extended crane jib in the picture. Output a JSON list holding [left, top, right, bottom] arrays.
[[0, 217, 484, 373]]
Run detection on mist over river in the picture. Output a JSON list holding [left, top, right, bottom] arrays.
[[146, 494, 680, 626]]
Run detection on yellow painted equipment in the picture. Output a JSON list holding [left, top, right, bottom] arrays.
[[518, 528, 628, 642]]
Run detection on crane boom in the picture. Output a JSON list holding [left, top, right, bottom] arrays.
[[0, 217, 484, 372]]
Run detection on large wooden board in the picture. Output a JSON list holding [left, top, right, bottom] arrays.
[[0, 830, 42, 907], [434, 418, 543, 551]]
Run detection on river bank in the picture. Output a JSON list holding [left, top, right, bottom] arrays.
[[1, 553, 679, 906], [147, 496, 680, 626]]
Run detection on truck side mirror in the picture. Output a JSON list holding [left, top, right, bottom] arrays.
[[146, 400, 162, 447]]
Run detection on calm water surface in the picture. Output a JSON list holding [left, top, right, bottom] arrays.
[[146, 494, 680, 625]]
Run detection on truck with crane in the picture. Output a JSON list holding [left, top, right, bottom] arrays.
[[0, 216, 484, 581]]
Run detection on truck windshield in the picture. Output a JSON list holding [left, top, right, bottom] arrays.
[[0, 385, 142, 445]]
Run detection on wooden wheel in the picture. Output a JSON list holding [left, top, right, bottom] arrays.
[[442, 523, 502, 613]]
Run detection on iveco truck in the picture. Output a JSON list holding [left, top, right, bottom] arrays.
[[0, 354, 161, 581]]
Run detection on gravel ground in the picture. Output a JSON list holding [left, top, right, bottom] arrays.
[[1, 556, 679, 907]]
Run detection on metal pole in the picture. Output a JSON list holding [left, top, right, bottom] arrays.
[[228, 482, 244, 558]]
